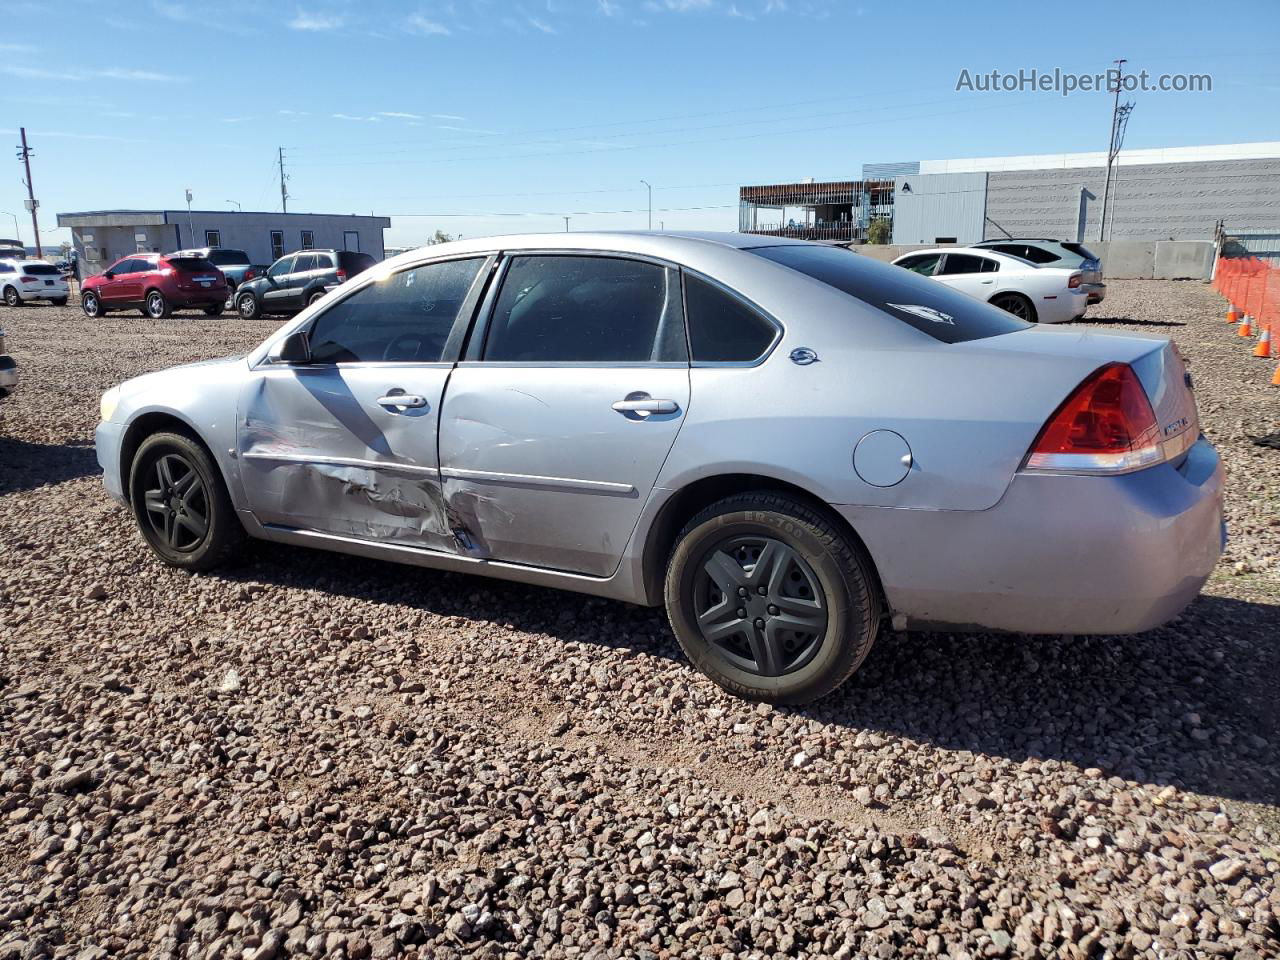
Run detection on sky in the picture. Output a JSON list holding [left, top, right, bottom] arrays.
[[2, 0, 1278, 250]]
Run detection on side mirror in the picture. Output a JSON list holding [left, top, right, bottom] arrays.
[[104, 271, 115, 280], [271, 329, 311, 364]]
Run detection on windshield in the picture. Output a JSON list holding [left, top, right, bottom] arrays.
[[167, 257, 218, 272], [749, 244, 1027, 343], [207, 249, 250, 266]]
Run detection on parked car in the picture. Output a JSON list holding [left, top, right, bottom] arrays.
[[234, 249, 376, 319], [0, 259, 69, 306], [974, 239, 1106, 304], [81, 253, 228, 319], [170, 247, 265, 293], [891, 247, 1089, 323], [0, 324, 15, 397], [95, 233, 1221, 704]]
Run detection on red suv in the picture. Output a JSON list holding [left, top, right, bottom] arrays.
[[81, 253, 228, 319]]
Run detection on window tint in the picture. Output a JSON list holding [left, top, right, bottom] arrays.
[[338, 251, 376, 275], [110, 259, 141, 275], [989, 244, 1059, 264], [208, 249, 249, 266], [23, 264, 60, 276], [293, 253, 317, 274], [268, 255, 295, 278], [981, 257, 999, 273], [1059, 242, 1098, 262], [308, 258, 485, 363], [684, 274, 777, 363], [749, 244, 1027, 344], [483, 255, 685, 363], [896, 253, 941, 276], [313, 252, 335, 270], [938, 254, 986, 275]]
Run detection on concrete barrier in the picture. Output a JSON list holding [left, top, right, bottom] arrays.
[[844, 240, 1216, 280]]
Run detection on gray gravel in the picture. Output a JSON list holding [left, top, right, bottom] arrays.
[[1, 280, 1278, 959]]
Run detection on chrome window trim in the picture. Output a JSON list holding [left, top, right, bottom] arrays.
[[454, 360, 689, 370]]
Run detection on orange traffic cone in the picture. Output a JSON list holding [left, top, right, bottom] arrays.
[[1238, 315, 1254, 337], [1227, 305, 1242, 323], [1255, 325, 1273, 358], [1272, 361, 1280, 387]]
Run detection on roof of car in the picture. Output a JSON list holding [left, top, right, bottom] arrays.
[[388, 231, 809, 263], [892, 247, 1036, 265]]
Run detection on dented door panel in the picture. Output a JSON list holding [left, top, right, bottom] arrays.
[[237, 364, 456, 551], [438, 365, 690, 577]]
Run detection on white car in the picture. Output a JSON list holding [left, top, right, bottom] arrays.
[[890, 248, 1088, 324], [0, 258, 69, 307]]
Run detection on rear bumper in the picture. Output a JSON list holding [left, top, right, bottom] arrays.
[[95, 420, 128, 504], [0, 355, 16, 392], [172, 288, 228, 306], [16, 283, 68, 301], [840, 436, 1225, 635], [1084, 282, 1106, 304], [1039, 288, 1091, 323]]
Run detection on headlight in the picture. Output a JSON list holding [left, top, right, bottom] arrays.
[[100, 387, 120, 423]]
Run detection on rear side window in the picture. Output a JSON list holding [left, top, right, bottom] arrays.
[[308, 258, 485, 363], [938, 254, 986, 275], [484, 255, 685, 363], [167, 257, 217, 272], [750, 244, 1026, 344], [293, 254, 317, 273], [684, 274, 777, 363]]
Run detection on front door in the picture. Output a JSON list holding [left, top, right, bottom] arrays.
[[261, 254, 297, 312], [237, 256, 490, 550], [438, 253, 690, 577]]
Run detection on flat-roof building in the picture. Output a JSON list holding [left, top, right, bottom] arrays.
[[55, 209, 390, 276]]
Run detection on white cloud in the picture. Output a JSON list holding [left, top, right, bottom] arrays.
[[288, 8, 344, 31], [405, 12, 451, 35], [432, 113, 467, 120], [221, 117, 253, 123], [0, 42, 36, 52], [597, 0, 623, 14], [332, 113, 366, 121], [1, 65, 82, 81], [437, 124, 500, 135], [528, 16, 557, 33], [646, 0, 712, 10], [0, 128, 146, 143], [98, 68, 184, 82], [378, 111, 424, 120]]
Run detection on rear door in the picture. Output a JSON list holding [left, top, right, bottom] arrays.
[[238, 255, 492, 548], [438, 252, 690, 576], [935, 253, 997, 299]]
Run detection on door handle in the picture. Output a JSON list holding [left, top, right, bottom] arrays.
[[612, 398, 677, 415], [980, 279, 994, 284], [377, 393, 428, 409]]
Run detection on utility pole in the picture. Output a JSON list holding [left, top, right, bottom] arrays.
[[563, 216, 570, 232], [640, 179, 652, 230], [16, 127, 41, 257], [1098, 59, 1134, 243], [278, 147, 289, 213]]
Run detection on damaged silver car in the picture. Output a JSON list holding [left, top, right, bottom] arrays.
[[96, 232, 1224, 704]]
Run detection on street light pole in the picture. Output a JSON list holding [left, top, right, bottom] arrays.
[[226, 200, 241, 212], [640, 179, 652, 230], [563, 216, 570, 232], [185, 189, 195, 247], [0, 211, 19, 245]]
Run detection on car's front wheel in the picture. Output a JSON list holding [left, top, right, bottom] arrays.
[[237, 292, 260, 319], [2, 286, 21, 307], [145, 290, 172, 319], [664, 492, 881, 704], [128, 432, 244, 571], [81, 292, 102, 317]]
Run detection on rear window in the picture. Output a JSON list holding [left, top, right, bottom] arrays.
[[207, 249, 249, 266], [1059, 242, 1098, 262], [749, 244, 1027, 344], [167, 257, 218, 272], [23, 263, 61, 276], [339, 251, 376, 275]]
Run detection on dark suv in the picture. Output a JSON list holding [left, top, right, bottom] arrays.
[[234, 249, 376, 319]]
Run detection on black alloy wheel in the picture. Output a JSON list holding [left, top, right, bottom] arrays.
[[990, 292, 1036, 322], [141, 453, 210, 554]]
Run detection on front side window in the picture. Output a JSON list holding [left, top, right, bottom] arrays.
[[684, 274, 777, 363], [308, 257, 486, 363], [483, 255, 685, 363], [300, 230, 315, 251], [268, 255, 295, 278], [896, 253, 941, 276], [110, 258, 141, 275], [270, 230, 285, 261]]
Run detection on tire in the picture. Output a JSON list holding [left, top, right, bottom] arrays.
[[990, 292, 1037, 323], [128, 431, 245, 572], [51, 297, 68, 307], [664, 492, 882, 704], [145, 290, 172, 319], [81, 292, 102, 317], [203, 303, 224, 317], [307, 290, 326, 307], [2, 286, 21, 307], [237, 292, 260, 319]]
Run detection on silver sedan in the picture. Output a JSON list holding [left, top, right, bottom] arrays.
[[95, 232, 1224, 703]]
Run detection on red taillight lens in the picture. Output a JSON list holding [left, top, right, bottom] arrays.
[[1068, 273, 1082, 288], [20, 275, 38, 283], [244, 269, 255, 280], [336, 269, 348, 283], [1025, 363, 1164, 473]]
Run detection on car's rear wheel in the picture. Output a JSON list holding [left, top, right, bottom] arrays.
[[81, 292, 101, 317], [307, 290, 326, 307], [237, 292, 260, 319], [664, 492, 881, 704], [990, 292, 1036, 322], [3, 286, 21, 307], [128, 432, 244, 571], [203, 303, 224, 317], [145, 290, 172, 319]]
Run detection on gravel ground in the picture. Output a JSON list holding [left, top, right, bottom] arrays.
[[1, 280, 1277, 960]]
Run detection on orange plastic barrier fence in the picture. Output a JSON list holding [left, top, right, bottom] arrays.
[[1214, 255, 1280, 378]]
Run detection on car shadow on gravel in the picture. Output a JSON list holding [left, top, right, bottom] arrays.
[[0, 438, 99, 494], [1073, 315, 1186, 328], [224, 543, 1279, 808]]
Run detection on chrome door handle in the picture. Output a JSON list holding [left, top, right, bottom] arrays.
[[377, 393, 428, 409], [612, 398, 678, 415]]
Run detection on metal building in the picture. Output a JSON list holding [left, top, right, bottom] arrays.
[[738, 179, 894, 242], [55, 209, 391, 277]]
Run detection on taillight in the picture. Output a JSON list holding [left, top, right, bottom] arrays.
[[244, 269, 255, 280], [336, 269, 348, 283], [1067, 273, 1082, 288], [1024, 363, 1164, 474], [20, 275, 38, 283]]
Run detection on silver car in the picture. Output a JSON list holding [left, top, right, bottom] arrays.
[[95, 232, 1224, 704]]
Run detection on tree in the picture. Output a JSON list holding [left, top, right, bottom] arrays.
[[430, 230, 456, 245], [866, 219, 891, 245]]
